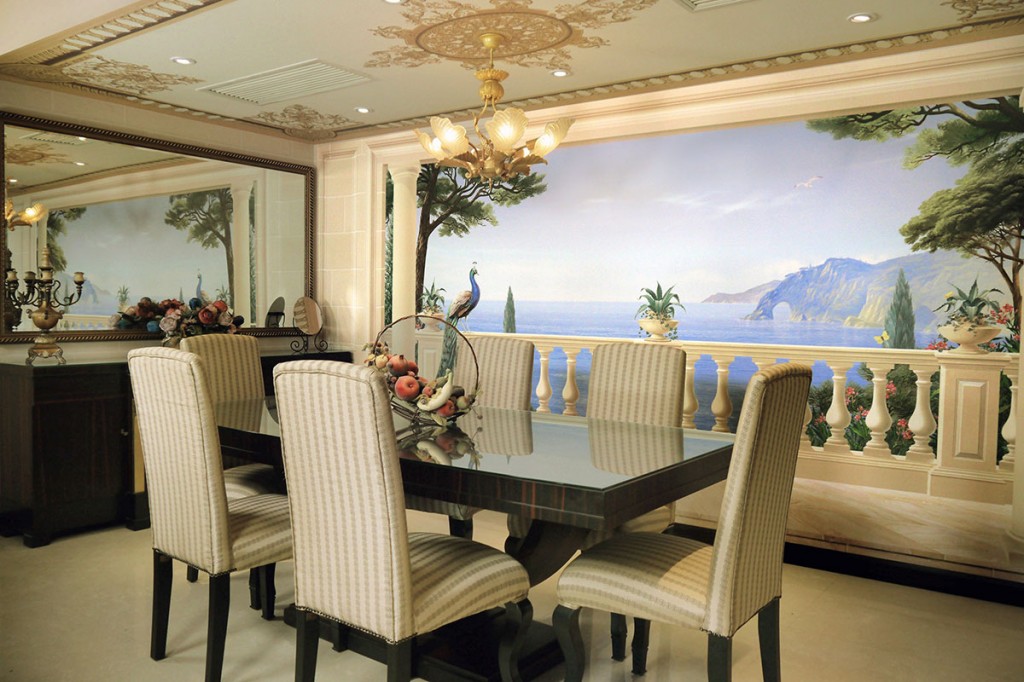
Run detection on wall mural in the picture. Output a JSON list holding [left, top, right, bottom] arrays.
[[418, 96, 1024, 435]]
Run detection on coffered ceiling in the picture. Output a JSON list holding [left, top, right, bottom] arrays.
[[1, 0, 1023, 142]]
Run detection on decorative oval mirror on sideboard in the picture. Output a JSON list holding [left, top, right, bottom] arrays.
[[1, 111, 315, 344]]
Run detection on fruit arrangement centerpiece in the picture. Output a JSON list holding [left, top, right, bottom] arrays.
[[364, 315, 479, 426]]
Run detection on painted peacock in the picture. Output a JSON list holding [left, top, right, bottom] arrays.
[[438, 263, 480, 376]]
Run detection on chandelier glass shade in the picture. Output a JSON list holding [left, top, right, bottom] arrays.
[[415, 33, 574, 182], [4, 196, 45, 231]]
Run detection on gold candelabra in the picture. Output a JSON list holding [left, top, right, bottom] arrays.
[[3, 196, 86, 360]]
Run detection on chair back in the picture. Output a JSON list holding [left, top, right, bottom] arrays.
[[454, 335, 535, 410], [180, 333, 265, 402], [587, 342, 686, 426], [704, 363, 812, 637], [127, 347, 233, 574], [273, 360, 415, 642]]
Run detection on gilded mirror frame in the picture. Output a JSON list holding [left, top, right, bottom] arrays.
[[1, 111, 315, 343]]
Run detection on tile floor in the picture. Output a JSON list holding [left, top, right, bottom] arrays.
[[2, 509, 1024, 681]]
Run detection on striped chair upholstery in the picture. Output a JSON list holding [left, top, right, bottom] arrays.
[[179, 334, 283, 498], [273, 360, 532, 682], [127, 347, 292, 682], [409, 335, 535, 538], [553, 363, 813, 681]]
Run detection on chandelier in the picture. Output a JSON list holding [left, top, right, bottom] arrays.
[[415, 32, 575, 183], [4, 196, 45, 231]]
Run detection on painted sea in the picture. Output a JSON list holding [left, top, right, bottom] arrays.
[[459, 300, 939, 430]]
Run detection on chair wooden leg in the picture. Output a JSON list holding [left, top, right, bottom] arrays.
[[296, 610, 320, 682], [258, 563, 277, 620], [707, 633, 732, 682], [758, 598, 781, 682], [448, 516, 474, 539], [610, 612, 627, 661], [151, 551, 173, 661], [206, 574, 230, 682], [386, 639, 414, 682], [499, 598, 533, 682], [631, 617, 651, 676], [248, 568, 261, 611], [187, 564, 199, 583], [553, 605, 585, 682]]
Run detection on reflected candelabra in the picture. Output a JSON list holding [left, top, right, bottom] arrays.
[[5, 246, 86, 365]]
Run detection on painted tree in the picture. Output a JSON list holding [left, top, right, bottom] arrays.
[[883, 268, 916, 349], [165, 188, 234, 306], [415, 164, 546, 307], [43, 207, 86, 273], [503, 286, 516, 333], [901, 161, 1024, 315]]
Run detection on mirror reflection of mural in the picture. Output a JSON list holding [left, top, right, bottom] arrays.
[[416, 96, 1021, 416], [42, 189, 232, 318]]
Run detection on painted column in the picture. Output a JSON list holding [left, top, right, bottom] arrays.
[[682, 354, 699, 429], [562, 348, 580, 416], [1011, 350, 1024, 542], [999, 363, 1017, 473], [390, 163, 419, 357], [823, 362, 853, 454], [536, 347, 552, 413], [710, 355, 734, 433], [906, 364, 938, 463]]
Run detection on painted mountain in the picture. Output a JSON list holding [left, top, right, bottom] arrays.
[[744, 251, 1006, 331], [702, 281, 781, 304]]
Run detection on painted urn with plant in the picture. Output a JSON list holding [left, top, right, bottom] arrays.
[[419, 280, 446, 331], [636, 282, 684, 342], [934, 279, 1003, 354]]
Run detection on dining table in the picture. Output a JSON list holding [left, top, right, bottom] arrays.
[[214, 397, 734, 681]]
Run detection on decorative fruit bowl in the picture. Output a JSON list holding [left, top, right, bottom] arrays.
[[364, 315, 479, 426]]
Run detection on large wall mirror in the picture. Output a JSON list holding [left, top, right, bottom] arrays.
[[1, 111, 314, 343]]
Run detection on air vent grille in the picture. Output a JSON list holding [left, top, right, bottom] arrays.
[[199, 60, 369, 105]]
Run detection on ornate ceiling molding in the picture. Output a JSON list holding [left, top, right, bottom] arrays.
[[945, 0, 1024, 21], [62, 55, 203, 97], [247, 105, 353, 141]]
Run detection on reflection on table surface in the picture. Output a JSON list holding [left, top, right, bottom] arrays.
[[213, 398, 734, 491]]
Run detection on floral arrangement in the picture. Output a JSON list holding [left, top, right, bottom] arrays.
[[110, 296, 244, 340], [363, 341, 476, 426]]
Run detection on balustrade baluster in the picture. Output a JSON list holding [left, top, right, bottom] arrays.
[[824, 362, 853, 453], [562, 349, 580, 416], [907, 365, 938, 463], [863, 363, 895, 457], [682, 355, 699, 429], [710, 355, 734, 433], [536, 347, 553, 413], [1000, 366, 1017, 473]]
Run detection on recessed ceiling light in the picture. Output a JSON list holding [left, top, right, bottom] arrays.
[[170, 56, 196, 65], [77, 136, 87, 142], [551, 69, 570, 78], [847, 12, 877, 23], [7, 178, 18, 184], [382, 0, 406, 4], [354, 106, 372, 114], [74, 162, 86, 166]]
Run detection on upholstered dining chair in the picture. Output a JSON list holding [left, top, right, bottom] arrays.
[[127, 347, 293, 682], [409, 334, 536, 538], [273, 360, 533, 682], [553, 363, 813, 681], [178, 333, 284, 587]]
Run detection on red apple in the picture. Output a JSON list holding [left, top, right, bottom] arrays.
[[406, 359, 419, 375], [394, 374, 421, 401]]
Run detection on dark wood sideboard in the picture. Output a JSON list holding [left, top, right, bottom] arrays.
[[0, 350, 351, 547]]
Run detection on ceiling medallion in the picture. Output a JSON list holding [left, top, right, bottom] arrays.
[[5, 142, 73, 167], [367, 0, 657, 70]]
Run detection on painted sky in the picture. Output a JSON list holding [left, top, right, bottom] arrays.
[[424, 116, 967, 304], [57, 194, 228, 301]]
